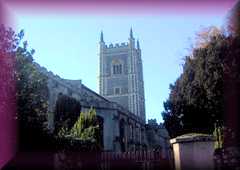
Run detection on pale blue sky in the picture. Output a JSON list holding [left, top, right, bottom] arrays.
[[14, 13, 226, 123]]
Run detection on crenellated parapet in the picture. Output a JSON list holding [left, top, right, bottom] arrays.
[[104, 42, 129, 49]]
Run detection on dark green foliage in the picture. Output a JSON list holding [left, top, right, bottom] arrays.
[[15, 37, 50, 151], [1, 25, 51, 151], [54, 94, 81, 132], [16, 48, 49, 128], [55, 137, 100, 152], [162, 32, 240, 139], [56, 108, 102, 151]]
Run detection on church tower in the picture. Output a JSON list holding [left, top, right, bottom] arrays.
[[99, 29, 146, 122]]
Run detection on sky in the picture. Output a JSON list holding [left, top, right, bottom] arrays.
[[11, 10, 228, 123]]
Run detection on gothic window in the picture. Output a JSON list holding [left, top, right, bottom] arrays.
[[119, 119, 126, 152], [129, 124, 133, 140], [54, 82, 58, 88], [113, 64, 122, 74], [135, 127, 139, 142], [112, 59, 123, 75], [97, 116, 104, 148]]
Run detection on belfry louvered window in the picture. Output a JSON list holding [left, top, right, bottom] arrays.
[[112, 59, 123, 75], [113, 64, 122, 74]]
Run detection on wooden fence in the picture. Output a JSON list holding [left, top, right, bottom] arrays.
[[55, 151, 173, 170], [99, 151, 172, 170]]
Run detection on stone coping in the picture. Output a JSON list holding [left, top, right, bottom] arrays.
[[170, 133, 215, 144]]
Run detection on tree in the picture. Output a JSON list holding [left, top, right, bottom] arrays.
[[227, 0, 240, 36], [194, 26, 222, 48], [16, 44, 50, 151], [162, 26, 240, 140], [0, 24, 21, 164], [0, 24, 51, 151], [0, 25, 22, 120]]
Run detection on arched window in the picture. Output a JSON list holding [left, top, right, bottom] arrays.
[[114, 87, 120, 95], [119, 119, 126, 152], [129, 124, 133, 140], [113, 64, 122, 74], [112, 59, 123, 75], [97, 116, 104, 148]]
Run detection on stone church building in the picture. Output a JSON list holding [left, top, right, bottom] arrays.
[[36, 29, 170, 156]]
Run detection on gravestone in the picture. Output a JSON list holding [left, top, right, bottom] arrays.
[[170, 133, 215, 170]]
